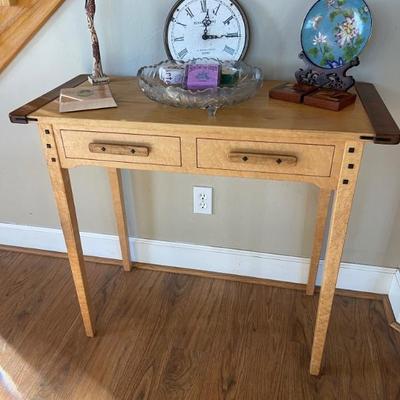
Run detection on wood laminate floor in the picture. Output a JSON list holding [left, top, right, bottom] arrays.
[[0, 249, 400, 400]]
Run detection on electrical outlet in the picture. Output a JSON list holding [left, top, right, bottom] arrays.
[[193, 186, 213, 215]]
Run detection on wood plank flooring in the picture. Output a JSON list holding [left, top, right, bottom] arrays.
[[0, 249, 400, 400]]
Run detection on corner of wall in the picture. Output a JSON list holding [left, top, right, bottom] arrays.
[[388, 269, 400, 323]]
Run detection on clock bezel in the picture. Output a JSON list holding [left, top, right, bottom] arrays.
[[163, 0, 250, 61]]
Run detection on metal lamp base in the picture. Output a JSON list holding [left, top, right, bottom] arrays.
[[88, 75, 110, 86]]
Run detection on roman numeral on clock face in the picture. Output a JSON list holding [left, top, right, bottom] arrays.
[[223, 15, 234, 25], [213, 4, 221, 15], [174, 36, 184, 42], [226, 32, 239, 37], [172, 17, 187, 27], [201, 0, 207, 12], [178, 48, 188, 58], [223, 45, 235, 55], [185, 7, 194, 18]]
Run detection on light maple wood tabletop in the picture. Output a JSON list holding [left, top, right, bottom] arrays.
[[10, 75, 400, 376]]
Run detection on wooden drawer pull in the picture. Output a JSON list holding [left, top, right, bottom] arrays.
[[89, 143, 150, 157], [228, 152, 297, 166]]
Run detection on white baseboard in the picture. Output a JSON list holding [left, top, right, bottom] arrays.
[[389, 271, 400, 323], [0, 223, 398, 312]]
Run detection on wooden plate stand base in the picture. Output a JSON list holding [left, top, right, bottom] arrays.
[[269, 52, 360, 111]]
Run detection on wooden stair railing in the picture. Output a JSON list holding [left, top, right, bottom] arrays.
[[0, 0, 65, 73]]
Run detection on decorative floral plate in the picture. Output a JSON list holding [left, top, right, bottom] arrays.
[[301, 0, 372, 69]]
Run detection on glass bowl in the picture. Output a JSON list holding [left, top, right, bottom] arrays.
[[137, 58, 263, 116]]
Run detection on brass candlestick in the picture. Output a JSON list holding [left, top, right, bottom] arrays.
[[85, 0, 109, 85]]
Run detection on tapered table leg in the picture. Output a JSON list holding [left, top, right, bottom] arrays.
[[39, 125, 95, 337], [306, 189, 332, 295], [108, 168, 132, 272], [310, 142, 364, 376]]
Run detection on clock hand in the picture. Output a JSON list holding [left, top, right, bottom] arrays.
[[201, 10, 212, 40], [202, 26, 209, 40], [204, 34, 222, 39], [202, 10, 212, 27], [203, 33, 239, 40]]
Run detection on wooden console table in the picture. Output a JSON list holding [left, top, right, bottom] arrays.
[[10, 76, 400, 376]]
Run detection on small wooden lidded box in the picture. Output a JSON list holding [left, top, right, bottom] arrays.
[[270, 82, 357, 111], [304, 89, 357, 111], [269, 82, 318, 103]]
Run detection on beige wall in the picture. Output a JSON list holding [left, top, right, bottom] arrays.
[[0, 0, 399, 267]]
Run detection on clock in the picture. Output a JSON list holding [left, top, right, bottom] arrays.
[[164, 0, 250, 61]]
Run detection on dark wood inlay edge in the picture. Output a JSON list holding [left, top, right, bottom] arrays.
[[10, 77, 400, 146], [355, 82, 400, 145], [9, 74, 88, 124]]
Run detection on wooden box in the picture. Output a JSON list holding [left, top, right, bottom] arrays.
[[269, 82, 318, 103], [304, 88, 357, 111]]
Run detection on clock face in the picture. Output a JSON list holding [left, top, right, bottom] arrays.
[[165, 0, 249, 61]]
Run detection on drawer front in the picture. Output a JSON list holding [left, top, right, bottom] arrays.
[[60, 130, 182, 167], [197, 139, 334, 177]]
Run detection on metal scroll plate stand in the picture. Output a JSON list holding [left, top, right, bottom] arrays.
[[295, 51, 359, 91]]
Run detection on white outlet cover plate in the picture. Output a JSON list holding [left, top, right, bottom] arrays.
[[193, 186, 213, 215]]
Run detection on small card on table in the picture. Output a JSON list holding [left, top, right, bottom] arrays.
[[59, 85, 117, 113]]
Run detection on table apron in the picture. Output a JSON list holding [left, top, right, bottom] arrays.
[[51, 125, 347, 190]]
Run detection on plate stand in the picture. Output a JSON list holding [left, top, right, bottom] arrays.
[[295, 51, 360, 91]]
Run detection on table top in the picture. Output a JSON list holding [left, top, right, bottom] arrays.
[[10, 76, 400, 144]]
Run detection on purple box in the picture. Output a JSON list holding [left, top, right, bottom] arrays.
[[185, 64, 221, 90]]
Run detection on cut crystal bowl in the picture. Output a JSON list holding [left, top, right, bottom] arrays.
[[137, 58, 263, 116]]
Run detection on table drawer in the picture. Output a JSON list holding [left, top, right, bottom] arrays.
[[60, 130, 182, 167], [196, 139, 334, 177]]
